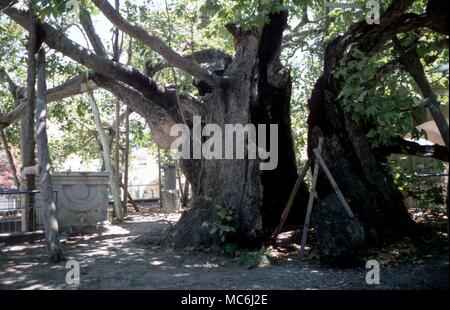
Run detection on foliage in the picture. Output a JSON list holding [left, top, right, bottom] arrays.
[[0, 0, 447, 211], [237, 247, 271, 269], [202, 203, 235, 243], [333, 48, 421, 148], [223, 243, 271, 269], [389, 155, 446, 207]]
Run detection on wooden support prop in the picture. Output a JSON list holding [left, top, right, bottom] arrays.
[[86, 87, 123, 221], [271, 158, 311, 244], [176, 162, 184, 201], [157, 146, 163, 209], [36, 48, 64, 262], [123, 108, 130, 213], [312, 148, 354, 218], [299, 138, 355, 259], [299, 138, 322, 258], [182, 180, 189, 208], [119, 178, 139, 212], [113, 0, 122, 213]]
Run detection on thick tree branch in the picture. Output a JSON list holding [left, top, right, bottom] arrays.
[[0, 4, 199, 146], [224, 23, 260, 80], [79, 8, 108, 58], [0, 67, 19, 95], [328, 0, 428, 62], [394, 38, 450, 149], [146, 48, 232, 78], [382, 136, 448, 162], [90, 73, 179, 148], [0, 104, 23, 128], [0, 3, 178, 112], [1, 73, 97, 128], [91, 0, 224, 88]]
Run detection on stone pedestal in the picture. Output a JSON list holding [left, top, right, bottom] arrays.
[[35, 172, 110, 229]]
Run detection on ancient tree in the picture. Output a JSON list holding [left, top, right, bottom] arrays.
[[308, 0, 448, 263], [0, 0, 308, 249], [0, 0, 448, 262]]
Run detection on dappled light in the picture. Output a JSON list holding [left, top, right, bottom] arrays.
[[0, 0, 448, 295]]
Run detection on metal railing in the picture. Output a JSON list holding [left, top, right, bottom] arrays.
[[0, 189, 56, 234], [127, 183, 160, 200]]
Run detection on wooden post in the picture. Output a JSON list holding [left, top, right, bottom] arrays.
[[313, 148, 355, 218], [157, 146, 163, 209], [22, 8, 37, 231], [182, 180, 189, 208], [114, 98, 121, 210], [119, 178, 139, 212], [87, 88, 123, 221], [176, 162, 184, 201], [0, 128, 20, 188], [123, 108, 130, 213], [271, 158, 311, 244], [299, 139, 322, 258], [123, 33, 133, 214], [36, 49, 64, 262], [299, 138, 355, 259], [113, 0, 122, 213]]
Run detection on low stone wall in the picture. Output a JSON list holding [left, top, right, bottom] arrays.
[[35, 172, 110, 230]]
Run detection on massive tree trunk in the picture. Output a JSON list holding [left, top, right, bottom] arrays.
[[307, 0, 431, 264], [164, 12, 309, 248], [255, 11, 309, 231]]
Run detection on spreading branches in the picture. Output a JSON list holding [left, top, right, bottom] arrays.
[[146, 48, 232, 78], [0, 72, 97, 128], [79, 8, 108, 58], [0, 3, 175, 110], [91, 0, 224, 88], [394, 37, 450, 150]]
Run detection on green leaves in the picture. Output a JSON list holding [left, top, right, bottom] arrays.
[[33, 0, 96, 21], [332, 46, 424, 148], [389, 156, 446, 207], [202, 204, 235, 243]]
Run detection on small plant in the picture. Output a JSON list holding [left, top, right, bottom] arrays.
[[223, 243, 237, 257], [202, 204, 235, 243], [238, 247, 271, 269]]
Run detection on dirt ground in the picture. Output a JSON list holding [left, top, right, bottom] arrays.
[[0, 213, 448, 290]]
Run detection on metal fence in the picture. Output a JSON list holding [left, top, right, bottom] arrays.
[[0, 189, 56, 234], [127, 183, 160, 200]]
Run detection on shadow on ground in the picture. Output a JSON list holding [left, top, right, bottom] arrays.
[[0, 213, 448, 290]]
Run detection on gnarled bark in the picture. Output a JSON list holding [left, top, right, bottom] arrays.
[[164, 12, 309, 249], [307, 0, 436, 264]]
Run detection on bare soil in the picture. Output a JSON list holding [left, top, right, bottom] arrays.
[[0, 212, 448, 290]]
